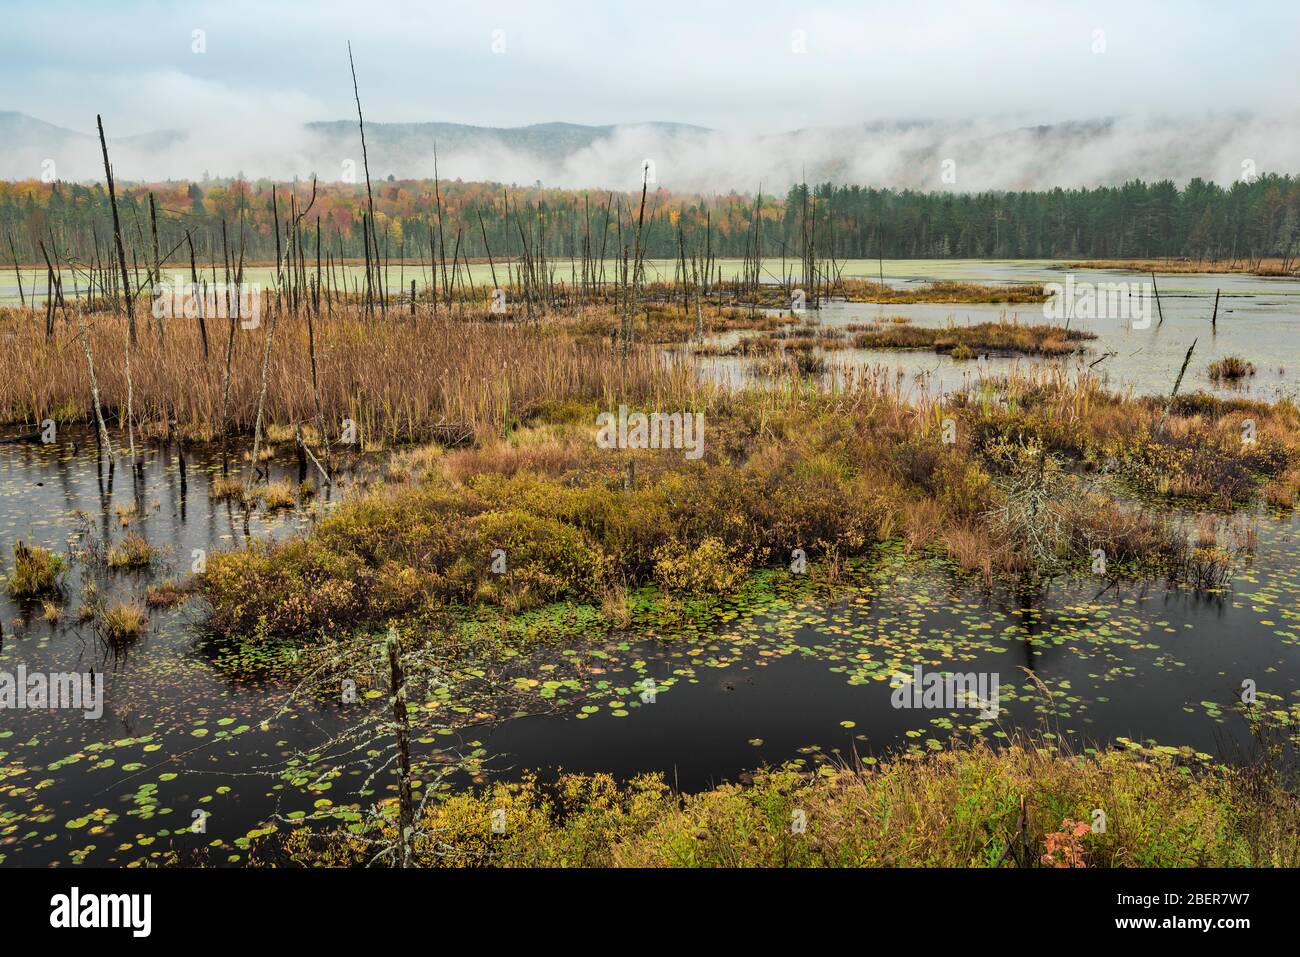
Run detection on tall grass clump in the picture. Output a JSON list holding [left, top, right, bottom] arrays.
[[107, 533, 160, 569], [851, 319, 1094, 357], [6, 541, 66, 598], [1208, 355, 1256, 382], [99, 600, 147, 642]]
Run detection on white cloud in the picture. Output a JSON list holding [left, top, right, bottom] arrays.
[[2, 0, 1298, 186]]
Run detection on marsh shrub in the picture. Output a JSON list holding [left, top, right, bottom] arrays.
[[262, 740, 1293, 868], [371, 561, 431, 616], [470, 510, 608, 609], [200, 382, 1300, 647], [1263, 466, 1300, 509], [1107, 426, 1292, 504], [466, 472, 659, 568], [145, 579, 191, 608], [1169, 392, 1277, 419], [893, 433, 948, 490], [1069, 492, 1186, 569], [653, 537, 746, 595], [203, 541, 369, 640], [605, 475, 685, 572], [982, 437, 1070, 572], [663, 465, 759, 548], [967, 409, 1080, 464], [1184, 545, 1233, 591], [758, 470, 882, 558], [937, 459, 995, 518], [315, 483, 473, 566]]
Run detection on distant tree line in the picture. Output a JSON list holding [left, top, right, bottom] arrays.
[[3, 173, 1298, 270]]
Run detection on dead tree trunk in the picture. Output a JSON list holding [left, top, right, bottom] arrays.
[[149, 192, 164, 341], [6, 232, 24, 308], [1159, 338, 1197, 434], [348, 42, 385, 318], [187, 231, 208, 359], [246, 301, 278, 490], [97, 115, 135, 347]]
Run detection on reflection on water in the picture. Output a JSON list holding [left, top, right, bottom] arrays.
[[6, 257, 1299, 301], [0, 434, 360, 866]]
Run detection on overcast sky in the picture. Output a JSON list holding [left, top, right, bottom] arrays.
[[4, 0, 1299, 135]]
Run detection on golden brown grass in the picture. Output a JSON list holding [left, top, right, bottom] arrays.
[[851, 319, 1094, 356], [145, 579, 193, 608], [6, 541, 66, 598], [0, 302, 695, 444], [209, 475, 245, 501], [569, 300, 782, 343], [661, 279, 1046, 308], [1067, 257, 1298, 276], [107, 533, 160, 569], [249, 479, 296, 511], [1208, 355, 1257, 381], [1263, 466, 1300, 509], [836, 279, 1048, 304], [99, 600, 147, 642]]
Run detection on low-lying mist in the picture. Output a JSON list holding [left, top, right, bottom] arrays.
[[4, 110, 1297, 191]]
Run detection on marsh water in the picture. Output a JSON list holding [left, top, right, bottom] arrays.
[[696, 263, 1300, 403], [1, 260, 1297, 866]]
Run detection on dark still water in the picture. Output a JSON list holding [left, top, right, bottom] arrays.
[[1, 431, 1297, 866], [483, 536, 1300, 786]]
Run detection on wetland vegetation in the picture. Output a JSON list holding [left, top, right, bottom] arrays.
[[259, 739, 1299, 868], [2, 84, 1299, 872], [2, 266, 1298, 868]]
